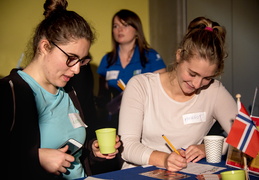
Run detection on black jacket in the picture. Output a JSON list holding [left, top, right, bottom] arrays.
[[0, 69, 102, 179]]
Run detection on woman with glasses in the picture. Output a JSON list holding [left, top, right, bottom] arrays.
[[0, 0, 120, 179]]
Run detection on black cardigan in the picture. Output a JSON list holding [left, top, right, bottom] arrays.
[[0, 69, 103, 179]]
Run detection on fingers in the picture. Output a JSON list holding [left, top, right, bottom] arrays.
[[166, 152, 187, 172], [115, 135, 120, 142], [185, 145, 205, 163], [114, 140, 121, 149], [59, 145, 69, 152], [59, 146, 75, 162]]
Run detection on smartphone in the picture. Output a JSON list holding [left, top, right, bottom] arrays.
[[58, 138, 83, 155]]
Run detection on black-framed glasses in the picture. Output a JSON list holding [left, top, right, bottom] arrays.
[[51, 41, 91, 67]]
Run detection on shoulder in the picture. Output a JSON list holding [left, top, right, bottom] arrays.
[[0, 69, 33, 94], [146, 48, 160, 56], [100, 53, 110, 62], [145, 48, 164, 62], [128, 73, 158, 86], [207, 79, 226, 90], [0, 69, 21, 86], [201, 79, 232, 98]]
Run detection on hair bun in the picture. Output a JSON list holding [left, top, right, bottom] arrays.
[[43, 0, 68, 18]]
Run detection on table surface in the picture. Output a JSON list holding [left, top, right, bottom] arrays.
[[82, 157, 259, 180]]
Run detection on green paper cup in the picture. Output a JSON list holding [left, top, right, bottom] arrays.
[[220, 170, 245, 180], [95, 128, 116, 154]]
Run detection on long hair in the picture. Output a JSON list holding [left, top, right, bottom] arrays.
[[107, 9, 150, 68], [169, 17, 227, 77]]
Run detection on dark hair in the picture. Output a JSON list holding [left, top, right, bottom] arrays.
[[170, 17, 227, 76], [32, 0, 95, 57], [107, 9, 150, 68]]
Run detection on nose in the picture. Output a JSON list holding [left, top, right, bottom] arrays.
[[70, 63, 81, 75], [192, 77, 203, 89], [118, 25, 125, 32]]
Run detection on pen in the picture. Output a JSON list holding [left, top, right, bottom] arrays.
[[162, 134, 180, 155], [181, 148, 186, 151]]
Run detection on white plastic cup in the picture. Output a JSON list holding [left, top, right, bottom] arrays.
[[204, 135, 224, 163]]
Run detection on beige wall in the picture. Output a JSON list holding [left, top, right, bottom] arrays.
[[0, 0, 150, 79]]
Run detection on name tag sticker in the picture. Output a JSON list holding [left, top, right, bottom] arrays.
[[182, 112, 206, 125], [106, 70, 119, 80], [133, 69, 142, 75], [69, 113, 88, 129]]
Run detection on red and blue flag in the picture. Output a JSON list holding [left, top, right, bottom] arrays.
[[226, 101, 259, 158]]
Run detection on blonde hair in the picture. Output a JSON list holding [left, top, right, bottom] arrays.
[[169, 17, 227, 76]]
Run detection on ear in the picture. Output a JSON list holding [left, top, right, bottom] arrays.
[[38, 39, 51, 55], [176, 49, 182, 63]]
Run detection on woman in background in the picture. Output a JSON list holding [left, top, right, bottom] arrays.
[[118, 17, 237, 171], [97, 9, 166, 129]]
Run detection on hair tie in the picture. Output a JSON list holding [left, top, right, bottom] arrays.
[[205, 27, 213, 32]]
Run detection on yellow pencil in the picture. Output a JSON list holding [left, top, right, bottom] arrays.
[[117, 79, 126, 90], [162, 134, 180, 155]]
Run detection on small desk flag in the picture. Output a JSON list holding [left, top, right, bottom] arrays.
[[226, 100, 259, 158]]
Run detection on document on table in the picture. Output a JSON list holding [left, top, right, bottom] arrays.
[[84, 177, 112, 180], [179, 162, 226, 175]]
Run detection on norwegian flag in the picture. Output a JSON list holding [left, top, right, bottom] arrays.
[[226, 100, 259, 158]]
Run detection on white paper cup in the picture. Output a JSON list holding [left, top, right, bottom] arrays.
[[204, 135, 224, 163]]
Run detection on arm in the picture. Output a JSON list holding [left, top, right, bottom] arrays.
[[147, 49, 167, 73], [118, 75, 187, 170], [213, 83, 238, 134], [185, 83, 237, 162], [181, 83, 237, 163]]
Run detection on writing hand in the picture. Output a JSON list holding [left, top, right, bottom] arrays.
[[165, 151, 187, 172]]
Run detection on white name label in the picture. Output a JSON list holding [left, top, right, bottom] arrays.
[[182, 112, 206, 125], [69, 113, 88, 129], [106, 70, 119, 80]]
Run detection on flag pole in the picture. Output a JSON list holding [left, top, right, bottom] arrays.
[[236, 94, 249, 180], [243, 156, 249, 180], [236, 94, 241, 110], [251, 87, 258, 117]]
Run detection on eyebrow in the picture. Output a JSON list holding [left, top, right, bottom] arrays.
[[68, 53, 90, 60], [189, 69, 216, 79]]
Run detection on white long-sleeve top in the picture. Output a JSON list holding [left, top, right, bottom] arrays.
[[118, 73, 238, 168]]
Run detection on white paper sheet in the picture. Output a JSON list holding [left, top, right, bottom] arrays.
[[180, 162, 226, 175]]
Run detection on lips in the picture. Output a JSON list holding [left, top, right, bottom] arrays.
[[63, 75, 73, 82], [117, 34, 124, 38], [186, 82, 195, 89]]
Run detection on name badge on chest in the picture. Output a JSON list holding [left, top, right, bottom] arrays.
[[106, 70, 119, 80], [69, 113, 88, 128], [182, 112, 206, 125]]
